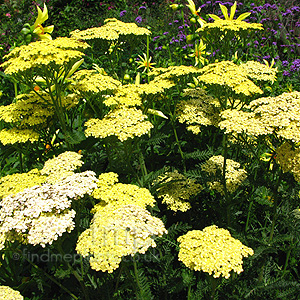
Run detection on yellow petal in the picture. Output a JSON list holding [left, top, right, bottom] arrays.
[[43, 25, 54, 34], [236, 12, 251, 21], [38, 33, 52, 40], [33, 4, 48, 28], [230, 2, 237, 20], [219, 4, 229, 20], [208, 14, 221, 21]]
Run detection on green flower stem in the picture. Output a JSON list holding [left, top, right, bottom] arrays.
[[133, 256, 143, 299], [209, 275, 218, 300], [57, 244, 90, 300], [245, 199, 254, 232], [13, 81, 18, 98], [187, 283, 192, 300], [23, 256, 79, 300], [146, 34, 150, 83], [222, 134, 231, 225]]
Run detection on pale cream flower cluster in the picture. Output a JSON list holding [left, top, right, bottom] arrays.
[[178, 225, 254, 279], [275, 142, 300, 182], [0, 286, 23, 300], [0, 151, 98, 249], [176, 88, 221, 134], [201, 155, 247, 194], [154, 170, 202, 212], [197, 61, 263, 97], [70, 18, 151, 41], [0, 128, 40, 145], [1, 37, 89, 76], [76, 204, 167, 273], [84, 107, 153, 142], [219, 92, 300, 143], [0, 170, 98, 249]]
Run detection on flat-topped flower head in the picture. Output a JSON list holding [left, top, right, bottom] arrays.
[[70, 18, 151, 42], [1, 38, 89, 77], [176, 88, 221, 134], [85, 107, 153, 142], [201, 155, 247, 194], [219, 92, 300, 143], [153, 170, 202, 212], [178, 225, 254, 278], [0, 286, 24, 300], [71, 70, 121, 95], [76, 204, 167, 273]]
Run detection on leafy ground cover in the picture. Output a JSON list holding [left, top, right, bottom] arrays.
[[0, 0, 300, 299]]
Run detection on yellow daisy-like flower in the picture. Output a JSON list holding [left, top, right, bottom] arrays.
[[189, 40, 208, 66], [186, 0, 206, 26], [208, 1, 251, 21], [31, 4, 54, 40], [137, 53, 156, 73]]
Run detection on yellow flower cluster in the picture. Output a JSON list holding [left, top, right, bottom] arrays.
[[0, 92, 79, 145], [85, 107, 153, 142], [41, 151, 83, 183], [71, 70, 121, 95], [177, 225, 254, 278], [76, 204, 167, 273], [197, 19, 263, 33], [0, 169, 46, 199], [1, 37, 89, 76], [275, 142, 300, 182], [197, 61, 263, 97], [70, 18, 151, 41], [239, 61, 277, 83], [139, 79, 176, 96], [0, 128, 40, 145], [0, 286, 23, 300], [176, 88, 221, 134], [201, 155, 247, 194], [219, 92, 300, 143], [92, 172, 155, 209], [154, 170, 202, 212], [104, 84, 142, 107]]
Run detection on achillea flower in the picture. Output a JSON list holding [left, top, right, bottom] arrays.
[[275, 142, 300, 182], [104, 84, 142, 107], [41, 151, 83, 183], [1, 38, 89, 76], [84, 107, 153, 142], [0, 170, 98, 249], [71, 70, 121, 95], [176, 88, 221, 134], [178, 225, 254, 278], [76, 204, 167, 273], [201, 155, 247, 195], [70, 18, 151, 42], [92, 172, 155, 209], [197, 61, 263, 98], [154, 170, 202, 212], [0, 128, 39, 145], [0, 169, 46, 199], [239, 60, 277, 83], [0, 286, 23, 300], [219, 92, 300, 143]]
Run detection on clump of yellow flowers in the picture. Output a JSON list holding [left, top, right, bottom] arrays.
[[154, 170, 202, 212], [76, 172, 167, 273], [201, 155, 247, 195], [0, 285, 23, 300], [176, 88, 221, 134], [178, 225, 254, 279]]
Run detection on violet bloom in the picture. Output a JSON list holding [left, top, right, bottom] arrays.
[[283, 70, 290, 76], [139, 6, 147, 10], [135, 16, 142, 23], [120, 10, 127, 17], [163, 32, 169, 35]]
